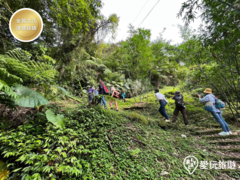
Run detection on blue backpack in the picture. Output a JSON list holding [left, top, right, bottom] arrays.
[[205, 95, 225, 112], [214, 98, 225, 109]]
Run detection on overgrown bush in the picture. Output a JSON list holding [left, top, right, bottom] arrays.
[[0, 108, 115, 179]]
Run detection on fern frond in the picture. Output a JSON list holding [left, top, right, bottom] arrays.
[[0, 68, 23, 83], [0, 54, 30, 84], [85, 60, 101, 67], [0, 80, 17, 98], [25, 61, 58, 82], [7, 48, 31, 62]]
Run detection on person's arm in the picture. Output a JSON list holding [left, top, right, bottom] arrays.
[[198, 94, 210, 103], [111, 90, 114, 97]]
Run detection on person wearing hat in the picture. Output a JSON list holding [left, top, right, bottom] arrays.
[[172, 91, 188, 125], [155, 89, 170, 122], [198, 88, 232, 136]]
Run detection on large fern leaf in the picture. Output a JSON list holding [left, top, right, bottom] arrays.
[[11, 84, 49, 107]]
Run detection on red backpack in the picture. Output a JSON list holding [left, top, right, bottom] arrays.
[[103, 85, 109, 94]]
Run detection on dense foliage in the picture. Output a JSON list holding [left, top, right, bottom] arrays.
[[1, 0, 240, 179]]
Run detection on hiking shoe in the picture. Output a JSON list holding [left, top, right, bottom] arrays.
[[104, 106, 108, 109], [111, 107, 113, 110], [218, 132, 229, 136], [165, 119, 170, 122], [228, 131, 232, 135], [116, 109, 119, 112]]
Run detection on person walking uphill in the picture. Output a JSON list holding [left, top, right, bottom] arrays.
[[110, 87, 119, 111], [172, 91, 188, 126], [198, 88, 232, 136], [98, 81, 107, 109], [88, 86, 95, 106], [155, 89, 170, 122]]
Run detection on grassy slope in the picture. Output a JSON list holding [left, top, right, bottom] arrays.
[[64, 86, 239, 179], [0, 86, 239, 179]]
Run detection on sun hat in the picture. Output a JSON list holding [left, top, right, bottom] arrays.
[[203, 88, 212, 94]]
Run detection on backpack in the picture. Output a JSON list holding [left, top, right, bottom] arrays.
[[213, 96, 225, 109], [205, 95, 225, 112], [175, 95, 185, 108], [103, 85, 109, 94]]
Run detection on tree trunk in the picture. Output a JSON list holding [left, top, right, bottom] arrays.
[[154, 76, 159, 88]]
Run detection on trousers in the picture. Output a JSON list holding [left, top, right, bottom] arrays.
[[211, 111, 230, 132], [172, 106, 188, 125], [158, 100, 169, 119]]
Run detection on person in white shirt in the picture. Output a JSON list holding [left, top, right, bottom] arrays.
[[155, 89, 170, 122]]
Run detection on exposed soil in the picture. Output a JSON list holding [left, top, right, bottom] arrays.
[[0, 104, 37, 128]]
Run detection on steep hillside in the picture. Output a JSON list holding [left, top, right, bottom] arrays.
[[0, 87, 239, 179]]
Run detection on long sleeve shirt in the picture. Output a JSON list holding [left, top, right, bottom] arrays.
[[155, 92, 165, 101], [199, 94, 220, 113]]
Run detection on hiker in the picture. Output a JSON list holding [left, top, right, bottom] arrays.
[[198, 88, 232, 135], [122, 92, 126, 102], [98, 81, 107, 108], [172, 91, 188, 126], [94, 88, 101, 105], [155, 89, 170, 122], [88, 86, 95, 106], [110, 86, 119, 111]]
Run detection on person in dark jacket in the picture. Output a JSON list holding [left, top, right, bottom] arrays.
[[172, 91, 188, 126], [98, 81, 107, 108]]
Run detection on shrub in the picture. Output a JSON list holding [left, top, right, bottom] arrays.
[[0, 108, 118, 179], [128, 112, 148, 125]]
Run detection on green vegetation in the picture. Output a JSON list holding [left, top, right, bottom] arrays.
[[1, 0, 240, 179]]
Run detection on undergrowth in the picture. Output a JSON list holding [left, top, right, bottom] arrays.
[[0, 86, 237, 179]]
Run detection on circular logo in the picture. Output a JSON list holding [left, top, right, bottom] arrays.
[[9, 8, 43, 42]]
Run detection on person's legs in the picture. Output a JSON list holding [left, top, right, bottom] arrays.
[[115, 99, 118, 110], [88, 94, 93, 105], [102, 96, 107, 107], [219, 113, 230, 132], [172, 107, 179, 123], [109, 99, 113, 109], [180, 108, 189, 125], [211, 111, 228, 132], [159, 100, 170, 119], [158, 101, 164, 116], [98, 97, 102, 105]]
